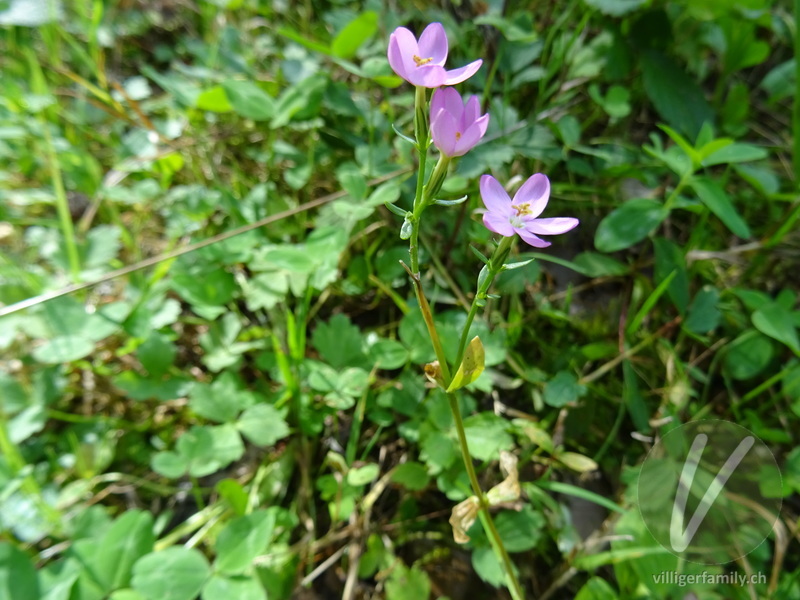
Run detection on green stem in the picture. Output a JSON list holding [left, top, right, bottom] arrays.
[[448, 392, 524, 600], [479, 511, 525, 600], [454, 235, 515, 369], [25, 48, 82, 281], [795, 0, 800, 187], [410, 86, 429, 275], [412, 275, 452, 384], [402, 87, 524, 600], [664, 171, 693, 211]]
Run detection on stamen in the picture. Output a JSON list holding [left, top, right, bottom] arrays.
[[413, 54, 434, 67], [455, 132, 462, 140], [511, 203, 532, 217]]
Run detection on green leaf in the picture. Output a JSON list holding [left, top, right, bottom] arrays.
[[84, 225, 122, 269], [536, 480, 627, 514], [241, 272, 289, 311], [471, 546, 506, 588], [556, 451, 599, 473], [572, 252, 629, 277], [691, 177, 751, 238], [653, 238, 689, 313], [176, 424, 244, 477], [390, 462, 430, 491], [202, 575, 266, 600], [131, 547, 210, 600], [8, 405, 46, 444], [575, 576, 619, 600], [724, 331, 774, 380], [462, 413, 514, 461], [0, 543, 39, 600], [331, 11, 378, 59], [137, 332, 176, 379], [189, 373, 248, 423], [236, 404, 290, 447], [347, 463, 380, 486], [447, 336, 486, 392], [589, 84, 631, 119], [641, 49, 714, 139], [311, 314, 366, 369], [221, 81, 274, 121], [215, 510, 277, 575], [367, 338, 409, 370], [685, 286, 721, 334], [110, 590, 147, 600], [261, 247, 316, 273], [92, 511, 155, 592], [494, 506, 545, 552], [594, 199, 669, 253], [171, 270, 235, 317], [760, 59, 794, 103], [32, 336, 94, 364], [544, 371, 587, 408], [582, 0, 648, 16], [701, 142, 768, 166], [752, 303, 800, 353], [658, 124, 700, 168], [114, 372, 193, 402], [152, 452, 188, 479], [196, 86, 233, 113], [215, 479, 249, 517], [385, 565, 430, 600], [276, 26, 332, 56], [623, 359, 650, 431]]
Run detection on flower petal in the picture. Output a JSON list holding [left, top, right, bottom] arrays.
[[418, 22, 448, 66], [480, 175, 512, 216], [387, 27, 419, 81], [483, 212, 515, 237], [431, 110, 458, 157], [463, 95, 481, 124], [442, 59, 483, 85], [517, 228, 551, 248], [431, 87, 463, 123], [513, 173, 550, 219], [406, 65, 447, 87], [526, 217, 580, 236], [453, 120, 484, 156], [474, 113, 490, 138]]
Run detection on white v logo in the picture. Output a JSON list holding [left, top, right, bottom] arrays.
[[670, 433, 755, 552]]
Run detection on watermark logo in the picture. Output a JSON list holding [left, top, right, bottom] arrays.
[[638, 420, 782, 565], [652, 570, 766, 588]]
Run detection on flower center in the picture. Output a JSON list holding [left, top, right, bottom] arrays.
[[413, 54, 434, 67], [511, 203, 532, 217]]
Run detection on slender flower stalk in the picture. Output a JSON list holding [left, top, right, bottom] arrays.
[[387, 22, 542, 600], [400, 77, 524, 600], [454, 235, 514, 369]]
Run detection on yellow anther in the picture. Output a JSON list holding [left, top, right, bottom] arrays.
[[413, 54, 434, 67], [512, 203, 532, 217]]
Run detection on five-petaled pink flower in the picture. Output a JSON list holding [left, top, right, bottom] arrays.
[[480, 174, 579, 248], [430, 88, 489, 157], [388, 22, 482, 88]]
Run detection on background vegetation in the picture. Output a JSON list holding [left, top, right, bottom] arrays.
[[0, 0, 798, 598]]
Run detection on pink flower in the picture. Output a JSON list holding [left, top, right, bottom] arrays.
[[430, 88, 489, 157], [387, 22, 482, 88], [480, 174, 579, 248]]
